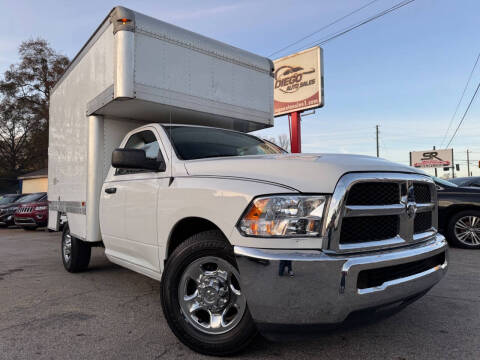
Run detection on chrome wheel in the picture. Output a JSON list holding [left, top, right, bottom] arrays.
[[454, 216, 480, 246], [179, 256, 246, 335], [63, 233, 72, 263]]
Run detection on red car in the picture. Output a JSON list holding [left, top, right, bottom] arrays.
[[14, 194, 48, 230]]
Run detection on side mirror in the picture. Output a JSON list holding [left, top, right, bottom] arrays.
[[111, 149, 165, 172]]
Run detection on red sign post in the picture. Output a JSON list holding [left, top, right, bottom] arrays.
[[288, 111, 302, 153]]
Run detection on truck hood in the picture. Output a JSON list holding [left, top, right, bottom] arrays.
[[184, 153, 424, 193]]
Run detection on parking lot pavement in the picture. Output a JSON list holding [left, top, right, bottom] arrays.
[[0, 228, 479, 360]]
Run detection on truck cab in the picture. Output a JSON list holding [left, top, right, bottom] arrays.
[[61, 122, 447, 355]]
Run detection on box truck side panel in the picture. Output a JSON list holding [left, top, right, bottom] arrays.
[[48, 22, 115, 234], [132, 12, 273, 129]]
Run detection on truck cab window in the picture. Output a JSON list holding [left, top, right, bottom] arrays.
[[116, 130, 164, 175], [164, 125, 286, 160]]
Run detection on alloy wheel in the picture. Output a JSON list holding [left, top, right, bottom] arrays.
[[454, 215, 480, 246]]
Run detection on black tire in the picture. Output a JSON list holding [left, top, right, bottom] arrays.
[[161, 230, 257, 356], [61, 224, 91, 272], [447, 210, 480, 249]]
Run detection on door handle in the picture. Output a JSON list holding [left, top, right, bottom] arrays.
[[105, 187, 117, 194]]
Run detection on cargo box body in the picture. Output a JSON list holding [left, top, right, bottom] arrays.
[[48, 6, 274, 241]]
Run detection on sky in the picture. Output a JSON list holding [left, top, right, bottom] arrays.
[[1, 0, 479, 177]]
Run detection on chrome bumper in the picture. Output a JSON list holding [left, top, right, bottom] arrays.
[[234, 234, 447, 328]]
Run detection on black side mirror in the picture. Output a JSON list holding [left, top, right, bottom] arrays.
[[112, 149, 165, 172]]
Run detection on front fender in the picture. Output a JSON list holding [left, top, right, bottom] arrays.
[[157, 176, 297, 266]]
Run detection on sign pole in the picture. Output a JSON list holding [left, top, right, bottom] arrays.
[[452, 150, 455, 178], [467, 149, 470, 176], [289, 111, 302, 153]]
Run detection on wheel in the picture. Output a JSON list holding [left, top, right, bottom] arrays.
[[447, 210, 480, 249], [161, 230, 257, 356], [61, 224, 91, 272]]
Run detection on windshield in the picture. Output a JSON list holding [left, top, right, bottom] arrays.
[[0, 196, 17, 205], [164, 126, 286, 160], [433, 177, 458, 188], [18, 193, 46, 203]]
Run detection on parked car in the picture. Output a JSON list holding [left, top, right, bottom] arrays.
[[433, 177, 480, 248], [449, 176, 480, 188], [0, 192, 46, 227], [0, 194, 27, 227], [14, 195, 49, 230]]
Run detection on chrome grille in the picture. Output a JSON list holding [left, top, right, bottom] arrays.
[[324, 173, 437, 253], [17, 207, 34, 213], [340, 215, 399, 244], [414, 211, 433, 234], [413, 184, 431, 203], [346, 182, 400, 205]]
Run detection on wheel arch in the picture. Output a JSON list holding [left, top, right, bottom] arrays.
[[443, 205, 480, 227], [165, 217, 229, 260]]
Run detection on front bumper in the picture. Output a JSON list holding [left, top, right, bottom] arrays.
[[234, 234, 447, 330], [0, 213, 15, 226], [14, 214, 47, 227]]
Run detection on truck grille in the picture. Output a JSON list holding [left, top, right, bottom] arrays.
[[414, 211, 432, 234], [340, 215, 399, 244], [413, 184, 431, 203], [326, 173, 437, 252], [346, 182, 399, 205], [17, 207, 34, 213]]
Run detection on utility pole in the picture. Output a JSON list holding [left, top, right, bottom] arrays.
[[467, 149, 471, 176], [452, 150, 455, 178], [433, 146, 437, 177], [376, 125, 379, 158]]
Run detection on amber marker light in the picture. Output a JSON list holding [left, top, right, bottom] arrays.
[[244, 198, 269, 220], [117, 18, 131, 25]]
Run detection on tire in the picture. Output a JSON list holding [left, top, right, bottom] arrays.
[[61, 224, 91, 272], [447, 210, 480, 249], [161, 230, 257, 356]]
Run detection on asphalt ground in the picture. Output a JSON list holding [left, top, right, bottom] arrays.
[[0, 227, 479, 360]]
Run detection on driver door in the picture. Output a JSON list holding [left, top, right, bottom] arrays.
[[101, 127, 168, 272]]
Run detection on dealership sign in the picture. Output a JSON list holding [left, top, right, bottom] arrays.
[[410, 149, 453, 168], [273, 46, 324, 116]]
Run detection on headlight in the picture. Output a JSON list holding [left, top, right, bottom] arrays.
[[238, 195, 328, 237], [35, 206, 48, 211], [7, 207, 17, 211]]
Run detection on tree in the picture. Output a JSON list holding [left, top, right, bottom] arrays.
[[0, 38, 69, 175], [0, 95, 35, 176], [267, 134, 290, 152]]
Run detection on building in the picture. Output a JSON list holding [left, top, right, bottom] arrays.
[[17, 169, 48, 194]]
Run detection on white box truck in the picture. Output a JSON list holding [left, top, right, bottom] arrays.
[[48, 6, 448, 356]]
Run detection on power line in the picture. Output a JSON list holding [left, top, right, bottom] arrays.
[[439, 52, 480, 148], [446, 80, 480, 148], [291, 0, 415, 52], [268, 0, 382, 58]]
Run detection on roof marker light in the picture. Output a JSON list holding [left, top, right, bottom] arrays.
[[117, 18, 131, 25]]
